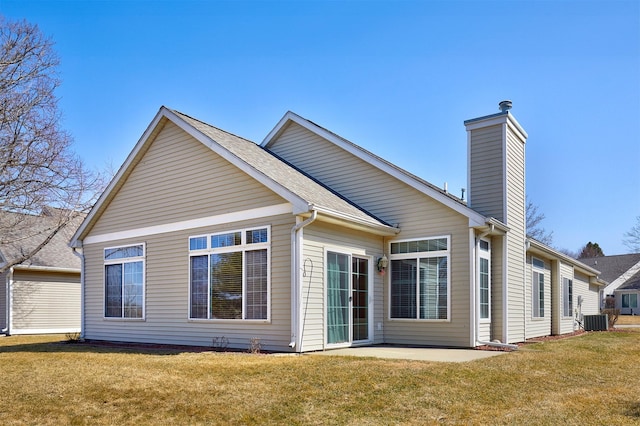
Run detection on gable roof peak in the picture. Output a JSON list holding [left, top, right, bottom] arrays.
[[71, 106, 397, 246], [261, 110, 487, 226]]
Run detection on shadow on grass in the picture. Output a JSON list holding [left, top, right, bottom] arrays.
[[0, 338, 252, 356], [625, 402, 640, 419]]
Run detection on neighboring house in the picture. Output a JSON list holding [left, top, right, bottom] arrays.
[[581, 254, 640, 315], [70, 102, 604, 352], [0, 211, 82, 335]]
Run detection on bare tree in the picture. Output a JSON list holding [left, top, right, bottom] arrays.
[[622, 215, 640, 253], [556, 247, 578, 259], [0, 16, 102, 273], [526, 198, 553, 246]]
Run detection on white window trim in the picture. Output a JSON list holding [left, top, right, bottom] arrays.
[[532, 257, 545, 319], [478, 238, 491, 323], [323, 246, 374, 349], [388, 235, 451, 322], [562, 277, 573, 318], [621, 293, 638, 309], [187, 225, 271, 322], [103, 242, 146, 321]]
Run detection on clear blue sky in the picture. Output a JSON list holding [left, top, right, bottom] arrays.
[[1, 0, 638, 255]]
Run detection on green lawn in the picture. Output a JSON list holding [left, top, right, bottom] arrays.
[[0, 331, 638, 425]]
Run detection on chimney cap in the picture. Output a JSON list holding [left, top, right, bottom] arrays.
[[499, 100, 512, 112]]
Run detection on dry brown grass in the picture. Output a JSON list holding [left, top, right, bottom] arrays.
[[616, 314, 640, 325], [0, 330, 639, 425]]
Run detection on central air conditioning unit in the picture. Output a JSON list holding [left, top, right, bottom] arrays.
[[583, 314, 608, 331]]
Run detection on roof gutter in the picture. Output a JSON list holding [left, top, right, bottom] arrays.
[[290, 209, 318, 351], [11, 265, 80, 274], [527, 239, 603, 278], [310, 206, 399, 236]]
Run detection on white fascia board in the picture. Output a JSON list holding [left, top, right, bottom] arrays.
[[527, 239, 602, 278], [260, 110, 297, 148], [464, 112, 528, 141], [312, 205, 399, 236], [263, 111, 487, 226], [13, 265, 80, 274], [71, 107, 311, 248], [70, 106, 171, 248], [83, 203, 293, 245], [603, 260, 640, 294]]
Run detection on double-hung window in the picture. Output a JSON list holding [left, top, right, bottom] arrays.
[[189, 227, 269, 320], [104, 244, 145, 319], [479, 239, 491, 320], [532, 257, 545, 318], [562, 277, 573, 317], [390, 236, 449, 320]]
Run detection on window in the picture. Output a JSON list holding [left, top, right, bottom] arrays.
[[390, 237, 449, 320], [622, 294, 638, 309], [479, 239, 491, 320], [532, 258, 545, 318], [189, 227, 269, 320], [563, 278, 573, 317], [104, 244, 145, 318]]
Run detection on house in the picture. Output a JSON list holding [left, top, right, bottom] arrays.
[[70, 102, 604, 352], [581, 254, 640, 315], [1, 211, 82, 335]]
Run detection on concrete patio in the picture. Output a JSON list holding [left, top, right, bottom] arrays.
[[307, 345, 510, 362]]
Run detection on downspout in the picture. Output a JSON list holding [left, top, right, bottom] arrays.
[[72, 247, 85, 339], [469, 228, 477, 347], [474, 225, 517, 350], [524, 240, 530, 341], [289, 210, 318, 351], [2, 267, 13, 334]]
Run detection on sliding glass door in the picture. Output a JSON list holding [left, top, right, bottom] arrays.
[[326, 252, 370, 346]]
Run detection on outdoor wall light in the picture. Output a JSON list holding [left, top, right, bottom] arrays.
[[377, 254, 389, 274]]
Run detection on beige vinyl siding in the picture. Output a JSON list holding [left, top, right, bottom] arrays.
[[299, 221, 384, 352], [269, 123, 443, 226], [557, 262, 576, 335], [468, 124, 504, 220], [91, 121, 284, 236], [490, 236, 504, 342], [84, 212, 294, 351], [10, 270, 80, 334], [83, 122, 297, 351], [383, 204, 471, 348], [574, 271, 599, 316], [477, 321, 491, 342], [269, 122, 474, 347], [0, 270, 7, 330], [526, 255, 552, 339], [504, 128, 527, 343]]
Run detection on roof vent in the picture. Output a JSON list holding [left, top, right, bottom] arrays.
[[499, 100, 512, 112]]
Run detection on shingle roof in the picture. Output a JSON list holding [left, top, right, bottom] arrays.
[[172, 109, 394, 230], [0, 211, 83, 270], [619, 270, 640, 290], [580, 254, 640, 283]]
